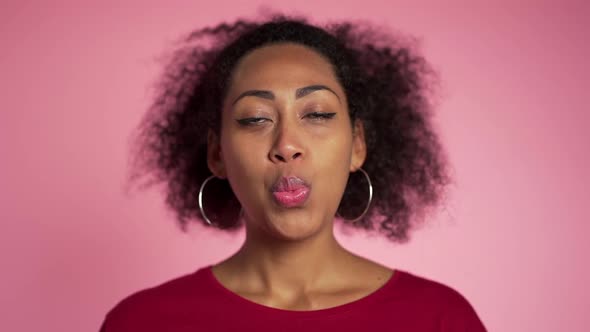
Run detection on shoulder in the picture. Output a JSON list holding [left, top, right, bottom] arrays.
[[395, 270, 470, 304], [99, 266, 211, 331], [390, 269, 488, 331]]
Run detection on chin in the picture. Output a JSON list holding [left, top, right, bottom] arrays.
[[260, 211, 328, 242]]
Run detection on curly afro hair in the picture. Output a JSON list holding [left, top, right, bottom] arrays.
[[128, 13, 452, 243]]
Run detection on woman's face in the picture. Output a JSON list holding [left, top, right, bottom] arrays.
[[208, 42, 366, 240]]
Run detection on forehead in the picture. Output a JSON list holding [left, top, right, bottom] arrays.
[[228, 43, 340, 91]]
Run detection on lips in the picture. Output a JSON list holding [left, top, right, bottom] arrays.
[[271, 176, 311, 208]]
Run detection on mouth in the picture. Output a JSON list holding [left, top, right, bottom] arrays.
[[270, 176, 311, 208]]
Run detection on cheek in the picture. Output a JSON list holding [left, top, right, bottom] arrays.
[[317, 127, 353, 166], [219, 129, 269, 207], [316, 133, 353, 191], [222, 136, 260, 178], [219, 118, 255, 173]]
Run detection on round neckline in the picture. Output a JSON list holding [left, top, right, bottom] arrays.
[[201, 264, 404, 318]]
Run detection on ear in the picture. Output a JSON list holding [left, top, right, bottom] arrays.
[[207, 128, 226, 178], [350, 119, 367, 172]]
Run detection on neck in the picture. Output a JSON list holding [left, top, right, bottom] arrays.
[[222, 219, 354, 294]]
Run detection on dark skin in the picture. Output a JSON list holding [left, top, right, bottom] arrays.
[[207, 43, 394, 311]]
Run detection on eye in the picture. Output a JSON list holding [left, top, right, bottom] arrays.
[[236, 117, 270, 126], [305, 112, 336, 120]]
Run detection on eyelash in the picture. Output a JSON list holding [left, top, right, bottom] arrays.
[[308, 112, 337, 120], [237, 112, 336, 126], [236, 117, 269, 126]]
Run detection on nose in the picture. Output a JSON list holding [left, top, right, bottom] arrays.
[[268, 123, 304, 163]]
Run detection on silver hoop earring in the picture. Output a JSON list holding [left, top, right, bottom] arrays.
[[336, 167, 373, 223], [198, 175, 244, 226], [198, 175, 216, 225]]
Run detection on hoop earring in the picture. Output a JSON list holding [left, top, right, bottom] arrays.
[[336, 167, 373, 223], [198, 175, 242, 226], [198, 175, 216, 225]]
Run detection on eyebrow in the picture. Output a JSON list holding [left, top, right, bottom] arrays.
[[231, 84, 341, 106]]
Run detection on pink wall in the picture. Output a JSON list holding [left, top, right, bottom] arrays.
[[1, 1, 588, 331]]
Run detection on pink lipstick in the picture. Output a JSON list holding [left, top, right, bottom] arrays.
[[271, 176, 311, 208]]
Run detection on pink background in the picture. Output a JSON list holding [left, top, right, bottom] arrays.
[[1, 1, 588, 331]]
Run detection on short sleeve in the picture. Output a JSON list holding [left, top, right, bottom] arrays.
[[97, 308, 120, 332], [96, 297, 141, 332], [97, 313, 110, 332], [440, 291, 487, 331]]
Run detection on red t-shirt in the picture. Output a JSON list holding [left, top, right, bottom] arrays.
[[99, 265, 487, 331]]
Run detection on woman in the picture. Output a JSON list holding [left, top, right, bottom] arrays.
[[100, 14, 487, 331]]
